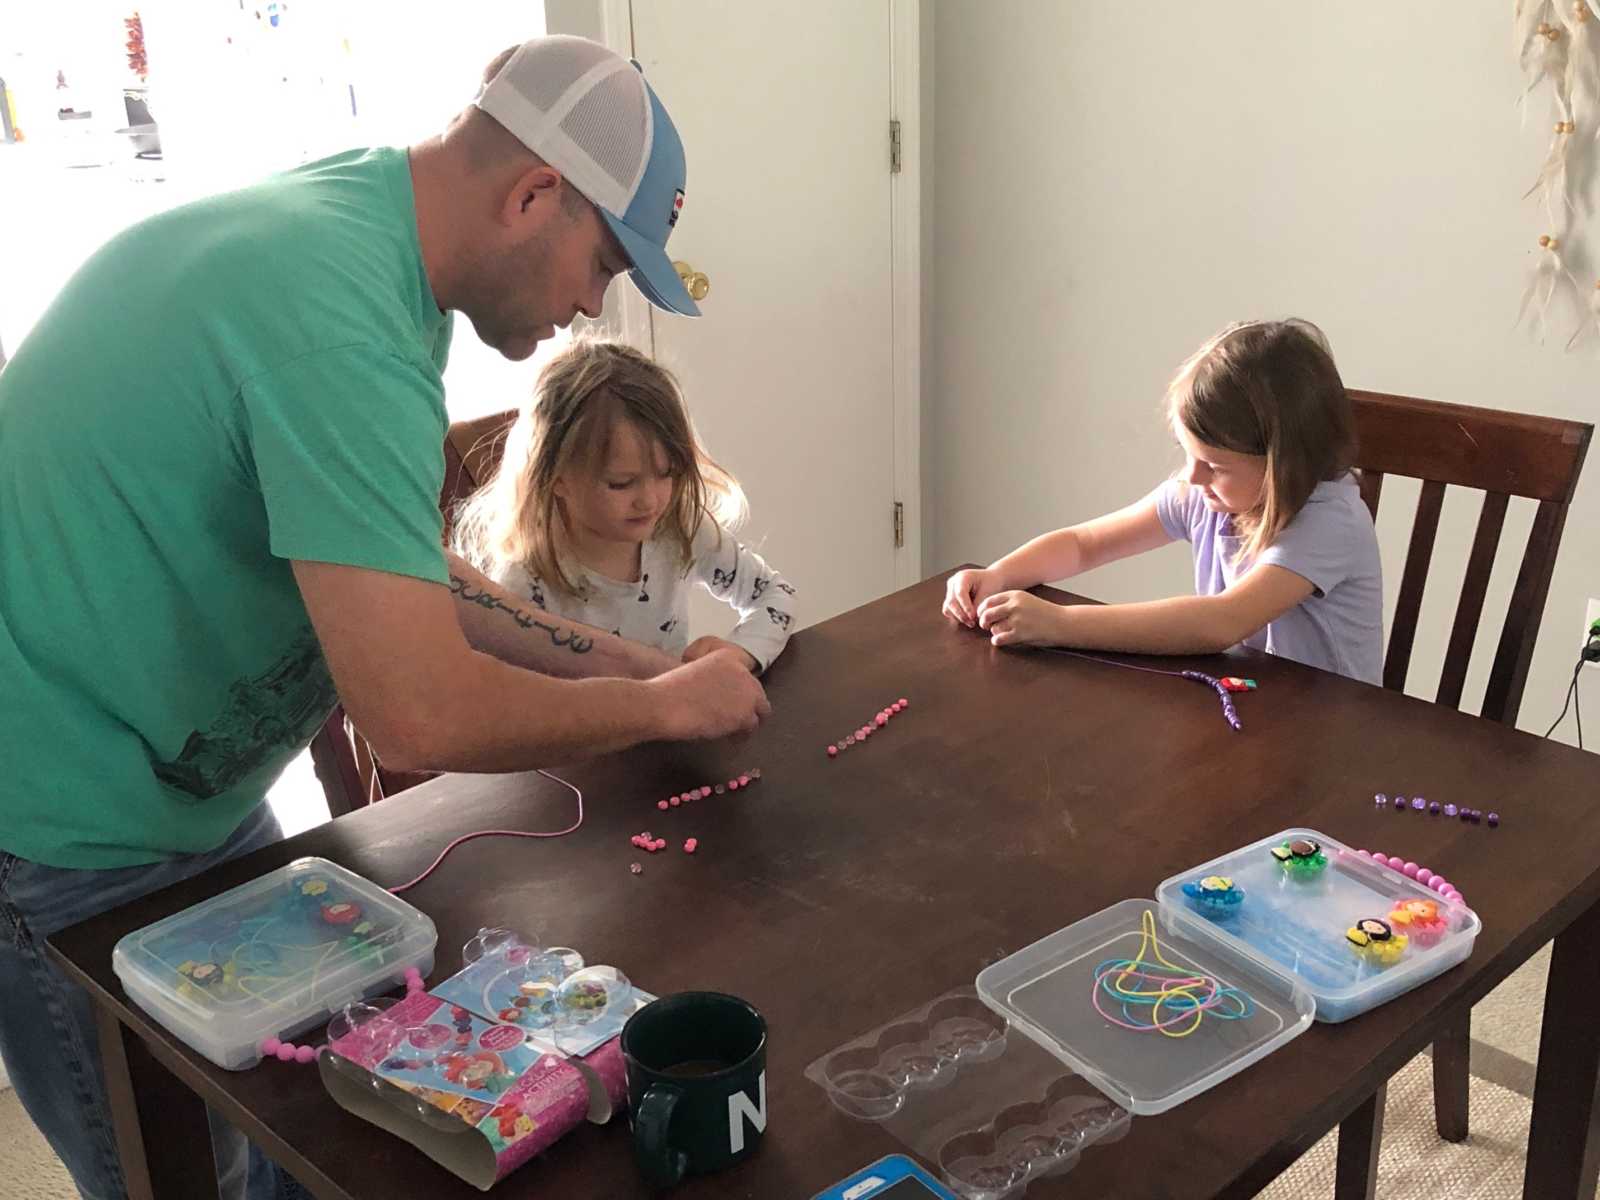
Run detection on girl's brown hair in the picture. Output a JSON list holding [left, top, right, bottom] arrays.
[[1165, 318, 1355, 565], [453, 338, 746, 597]]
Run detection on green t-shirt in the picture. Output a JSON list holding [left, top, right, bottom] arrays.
[[0, 147, 454, 868]]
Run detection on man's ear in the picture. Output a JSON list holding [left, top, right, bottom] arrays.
[[500, 163, 566, 230]]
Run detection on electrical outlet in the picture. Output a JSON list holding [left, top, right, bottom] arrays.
[[1587, 598, 1600, 669]]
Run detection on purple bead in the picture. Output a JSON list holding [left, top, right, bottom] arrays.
[[1374, 793, 1388, 806], [1393, 796, 1406, 810], [1487, 812, 1500, 827], [1429, 801, 1441, 815], [1443, 803, 1458, 817], [1468, 810, 1481, 824], [1459, 808, 1471, 822], [1411, 797, 1426, 811]]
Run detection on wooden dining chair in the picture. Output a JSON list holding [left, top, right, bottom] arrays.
[[310, 408, 519, 817], [1334, 390, 1591, 1199]]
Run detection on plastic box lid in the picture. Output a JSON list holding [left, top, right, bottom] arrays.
[[1154, 828, 1482, 1023], [975, 899, 1314, 1115], [113, 857, 437, 1070]]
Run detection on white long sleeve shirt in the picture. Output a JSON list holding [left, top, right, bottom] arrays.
[[490, 520, 796, 671]]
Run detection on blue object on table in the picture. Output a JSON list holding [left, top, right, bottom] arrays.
[[812, 1154, 957, 1200]]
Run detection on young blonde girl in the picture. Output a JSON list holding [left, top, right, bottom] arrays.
[[944, 319, 1383, 683], [455, 339, 795, 673]]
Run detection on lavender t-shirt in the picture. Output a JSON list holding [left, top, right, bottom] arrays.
[[1153, 475, 1384, 684]]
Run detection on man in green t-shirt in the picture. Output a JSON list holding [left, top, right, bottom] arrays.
[[0, 36, 765, 1200]]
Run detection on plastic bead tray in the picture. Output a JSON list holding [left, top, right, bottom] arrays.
[[806, 989, 1129, 1199]]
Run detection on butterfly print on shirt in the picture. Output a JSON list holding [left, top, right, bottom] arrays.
[[638, 572, 649, 603], [751, 577, 770, 604], [774, 582, 795, 596], [766, 607, 792, 631]]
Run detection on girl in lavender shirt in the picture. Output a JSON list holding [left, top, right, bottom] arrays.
[[944, 319, 1383, 684]]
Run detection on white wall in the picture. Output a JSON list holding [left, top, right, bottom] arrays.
[[926, 2, 1599, 745]]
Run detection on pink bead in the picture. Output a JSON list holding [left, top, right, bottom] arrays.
[[1402, 863, 1419, 878], [653, 839, 666, 851], [1356, 849, 1370, 857], [699, 787, 712, 799], [684, 838, 698, 853], [1417, 869, 1434, 885], [729, 780, 740, 791], [1445, 890, 1463, 902], [681, 791, 692, 802], [276, 1043, 296, 1062], [828, 745, 838, 757], [1430, 878, 1448, 893], [899, 698, 909, 706], [261, 1038, 281, 1056], [739, 774, 751, 786], [670, 796, 682, 806], [875, 715, 888, 727], [657, 800, 669, 810], [295, 1045, 317, 1064]]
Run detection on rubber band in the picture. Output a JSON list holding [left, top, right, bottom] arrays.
[[1091, 910, 1255, 1037], [388, 769, 584, 895]]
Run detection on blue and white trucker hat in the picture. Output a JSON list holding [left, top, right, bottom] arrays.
[[474, 35, 699, 316]]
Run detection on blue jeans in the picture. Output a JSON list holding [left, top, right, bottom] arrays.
[[0, 803, 308, 1200]]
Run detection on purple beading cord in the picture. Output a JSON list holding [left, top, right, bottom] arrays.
[[1044, 648, 1243, 732]]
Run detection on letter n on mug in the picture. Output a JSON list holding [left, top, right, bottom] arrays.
[[727, 1070, 767, 1155]]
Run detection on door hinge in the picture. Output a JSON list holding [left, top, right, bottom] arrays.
[[889, 119, 902, 174], [893, 500, 905, 548]]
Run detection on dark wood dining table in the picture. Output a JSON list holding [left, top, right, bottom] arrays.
[[49, 572, 1600, 1199]]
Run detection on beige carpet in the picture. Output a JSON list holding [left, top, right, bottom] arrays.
[[0, 947, 1568, 1199]]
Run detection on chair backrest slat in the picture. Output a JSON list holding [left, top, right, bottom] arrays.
[[1352, 390, 1591, 726], [1357, 469, 1384, 522], [1482, 498, 1573, 724], [1435, 491, 1509, 710], [1382, 478, 1445, 694]]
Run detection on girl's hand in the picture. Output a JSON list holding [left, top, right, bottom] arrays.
[[683, 636, 760, 673], [943, 568, 1008, 628], [976, 591, 1066, 648]]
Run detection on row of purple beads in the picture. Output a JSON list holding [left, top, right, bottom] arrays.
[[1374, 793, 1498, 827]]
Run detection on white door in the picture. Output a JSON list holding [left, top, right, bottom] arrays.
[[620, 1, 915, 638]]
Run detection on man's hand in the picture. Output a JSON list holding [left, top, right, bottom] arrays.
[[647, 653, 771, 740], [976, 590, 1068, 648], [682, 635, 760, 673], [943, 568, 1009, 629]]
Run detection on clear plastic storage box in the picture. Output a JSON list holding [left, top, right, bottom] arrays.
[[1154, 828, 1481, 1023], [113, 857, 437, 1070], [975, 900, 1315, 1116]]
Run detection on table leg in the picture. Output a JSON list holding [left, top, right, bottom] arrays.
[[1524, 898, 1600, 1199], [1431, 1013, 1471, 1142], [94, 1002, 221, 1200], [1333, 1085, 1384, 1200]]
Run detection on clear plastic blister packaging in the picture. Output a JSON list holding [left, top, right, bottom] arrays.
[[1154, 828, 1482, 1022], [805, 988, 1131, 1199]]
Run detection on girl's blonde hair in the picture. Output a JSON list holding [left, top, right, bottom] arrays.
[[1165, 318, 1355, 566], [453, 338, 746, 597]]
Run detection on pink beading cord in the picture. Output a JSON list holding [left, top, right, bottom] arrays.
[[387, 769, 584, 895]]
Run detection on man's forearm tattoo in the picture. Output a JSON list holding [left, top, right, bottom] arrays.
[[449, 576, 594, 654]]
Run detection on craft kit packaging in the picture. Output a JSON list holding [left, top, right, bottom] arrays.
[[318, 988, 632, 1191]]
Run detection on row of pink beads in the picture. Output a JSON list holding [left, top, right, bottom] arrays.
[[827, 698, 909, 757], [655, 767, 762, 810], [1352, 849, 1466, 906], [259, 966, 428, 1064]]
